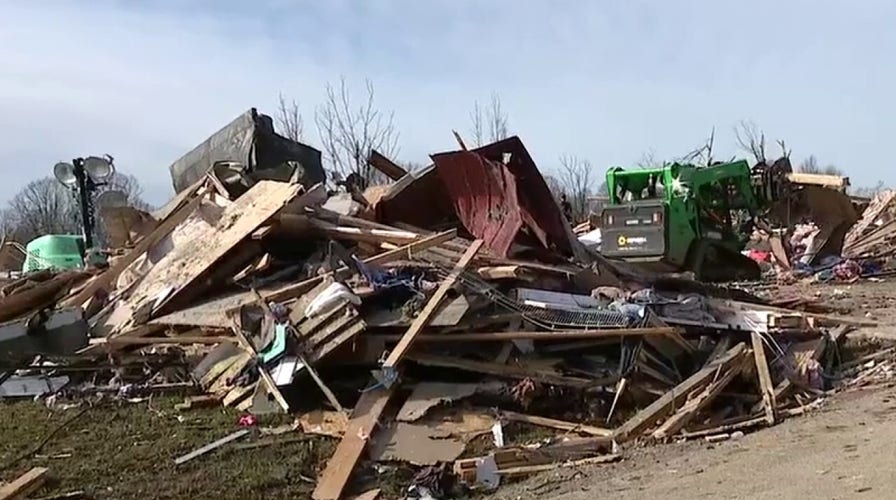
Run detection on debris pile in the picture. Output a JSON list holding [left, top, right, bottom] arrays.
[[0, 125, 890, 499]]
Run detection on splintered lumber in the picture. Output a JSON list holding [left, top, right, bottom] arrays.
[[0, 467, 48, 500], [312, 386, 397, 500], [381, 240, 484, 372], [174, 430, 249, 465], [499, 410, 614, 437], [751, 325, 851, 415], [146, 181, 304, 315], [650, 353, 749, 440], [751, 332, 777, 424], [615, 342, 748, 442], [409, 354, 608, 388], [255, 229, 457, 306], [64, 183, 205, 308]]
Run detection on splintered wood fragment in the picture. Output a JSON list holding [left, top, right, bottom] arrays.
[[381, 239, 484, 371], [0, 467, 49, 500], [174, 430, 249, 465], [651, 353, 749, 440], [499, 410, 614, 437], [312, 386, 397, 500], [751, 332, 777, 424], [615, 343, 747, 442]]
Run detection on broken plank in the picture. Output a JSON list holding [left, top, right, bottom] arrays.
[[312, 386, 397, 500], [496, 454, 620, 477], [381, 239, 484, 373], [0, 467, 48, 500], [650, 353, 749, 440], [368, 149, 408, 181], [615, 342, 747, 442], [751, 332, 777, 424], [174, 430, 249, 465], [409, 354, 609, 388], [499, 410, 613, 437]]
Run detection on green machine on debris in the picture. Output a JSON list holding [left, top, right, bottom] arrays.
[[600, 159, 791, 282]]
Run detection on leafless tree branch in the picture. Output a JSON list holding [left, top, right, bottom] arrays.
[[314, 76, 400, 186], [275, 93, 304, 141], [734, 120, 767, 163], [558, 154, 597, 222], [469, 92, 509, 146]]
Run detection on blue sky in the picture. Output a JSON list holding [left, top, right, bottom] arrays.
[[1, 0, 894, 207]]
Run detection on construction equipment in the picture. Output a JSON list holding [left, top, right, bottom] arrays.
[[599, 159, 791, 281]]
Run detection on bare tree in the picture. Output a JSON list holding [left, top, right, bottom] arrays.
[[734, 120, 767, 163], [679, 127, 718, 166], [315, 77, 400, 186], [799, 155, 843, 176], [3, 173, 150, 244], [275, 93, 304, 142], [470, 92, 509, 147], [4, 178, 81, 243], [558, 155, 597, 222]]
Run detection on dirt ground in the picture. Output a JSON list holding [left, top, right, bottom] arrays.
[[494, 384, 896, 500], [2, 281, 896, 499]]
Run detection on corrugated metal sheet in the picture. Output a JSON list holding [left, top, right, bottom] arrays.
[[430, 137, 574, 258], [429, 151, 522, 257]]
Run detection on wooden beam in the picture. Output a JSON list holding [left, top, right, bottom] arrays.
[[64, 185, 205, 307], [174, 430, 249, 465], [309, 219, 420, 245], [373, 327, 680, 342], [312, 386, 396, 500], [97, 336, 235, 345], [751, 332, 777, 424], [615, 343, 747, 442], [0, 467, 49, 500], [381, 240, 484, 374], [367, 150, 409, 181], [499, 410, 613, 437]]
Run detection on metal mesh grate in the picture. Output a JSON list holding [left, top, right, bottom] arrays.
[[432, 266, 639, 330]]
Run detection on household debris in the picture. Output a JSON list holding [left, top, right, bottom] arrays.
[[0, 129, 892, 499]]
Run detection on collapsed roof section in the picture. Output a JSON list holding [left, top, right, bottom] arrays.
[[168, 108, 326, 194]]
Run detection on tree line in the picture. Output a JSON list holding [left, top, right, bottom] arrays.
[[1, 78, 884, 244]]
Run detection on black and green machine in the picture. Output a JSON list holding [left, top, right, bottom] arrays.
[[599, 159, 790, 282]]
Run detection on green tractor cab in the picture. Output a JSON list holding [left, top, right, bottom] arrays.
[[600, 160, 788, 282]]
